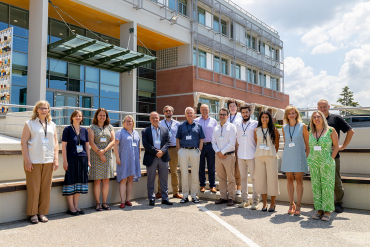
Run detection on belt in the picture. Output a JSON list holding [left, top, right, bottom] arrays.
[[181, 147, 197, 149], [203, 142, 212, 145], [225, 151, 235, 155], [168, 146, 176, 149]]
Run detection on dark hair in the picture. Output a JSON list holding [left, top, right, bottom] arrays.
[[92, 108, 110, 126], [70, 110, 83, 125], [219, 108, 229, 115], [257, 110, 276, 144], [227, 99, 238, 109], [240, 104, 251, 112]]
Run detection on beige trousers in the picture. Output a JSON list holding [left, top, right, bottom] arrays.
[[238, 158, 260, 203], [235, 144, 241, 187], [178, 148, 200, 198], [215, 154, 236, 200], [157, 148, 180, 194], [24, 163, 54, 216], [255, 156, 280, 196]]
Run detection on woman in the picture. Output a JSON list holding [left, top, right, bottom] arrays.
[[227, 99, 242, 195], [254, 110, 280, 212], [113, 115, 141, 209], [307, 111, 339, 221], [88, 108, 115, 211], [21, 100, 59, 224], [281, 106, 309, 216], [62, 110, 90, 215]]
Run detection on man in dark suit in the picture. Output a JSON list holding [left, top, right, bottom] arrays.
[[142, 111, 173, 206]]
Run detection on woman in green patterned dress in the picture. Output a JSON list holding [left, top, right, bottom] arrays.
[[88, 108, 115, 211], [307, 111, 339, 221]]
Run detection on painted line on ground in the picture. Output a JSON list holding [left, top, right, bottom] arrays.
[[197, 205, 260, 247]]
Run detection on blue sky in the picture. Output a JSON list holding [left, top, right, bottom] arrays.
[[233, 0, 370, 107]]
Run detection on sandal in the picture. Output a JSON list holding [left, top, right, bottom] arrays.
[[288, 203, 296, 215], [30, 215, 39, 224], [294, 204, 301, 216], [102, 203, 111, 210], [95, 203, 103, 211], [322, 214, 331, 221], [38, 215, 48, 223], [312, 210, 323, 220]]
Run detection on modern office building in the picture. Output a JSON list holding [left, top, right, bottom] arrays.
[[1, 0, 289, 127]]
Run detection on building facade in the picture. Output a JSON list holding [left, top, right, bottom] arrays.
[[1, 0, 289, 126]]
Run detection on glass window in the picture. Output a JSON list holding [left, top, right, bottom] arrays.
[[50, 19, 68, 43], [68, 79, 84, 93], [231, 24, 233, 39], [138, 67, 156, 81], [49, 76, 67, 90], [10, 85, 27, 112], [10, 7, 29, 38], [252, 37, 256, 50], [222, 58, 227, 75], [259, 73, 266, 87], [46, 91, 54, 107], [100, 97, 119, 125], [85, 81, 99, 96], [49, 59, 67, 77], [253, 106, 260, 120], [86, 31, 100, 40], [70, 25, 86, 36], [13, 36, 28, 53], [100, 84, 119, 98], [214, 56, 220, 73], [12, 51, 28, 70], [198, 7, 205, 25], [197, 97, 220, 119], [178, 0, 187, 16], [138, 78, 155, 92], [137, 91, 156, 103], [100, 70, 119, 86], [0, 3, 8, 31], [231, 63, 240, 79], [101, 35, 119, 46], [68, 64, 85, 80], [198, 50, 206, 68], [213, 16, 220, 32], [93, 96, 99, 108], [221, 20, 227, 35], [12, 69, 27, 86], [86, 67, 99, 82]]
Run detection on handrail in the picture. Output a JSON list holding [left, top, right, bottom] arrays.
[[298, 106, 370, 112]]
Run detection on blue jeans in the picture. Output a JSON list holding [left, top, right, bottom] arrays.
[[199, 143, 216, 188]]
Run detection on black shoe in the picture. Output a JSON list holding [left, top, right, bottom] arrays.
[[149, 199, 155, 206], [67, 210, 79, 216], [268, 206, 276, 212], [303, 173, 310, 176], [161, 199, 173, 205], [77, 210, 85, 215], [180, 197, 189, 203], [335, 203, 343, 213], [262, 207, 268, 212], [192, 198, 200, 204]]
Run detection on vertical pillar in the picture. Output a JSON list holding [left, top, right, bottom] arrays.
[[27, 0, 48, 106], [119, 22, 137, 114]]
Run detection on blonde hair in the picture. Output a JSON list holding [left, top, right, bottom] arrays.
[[283, 105, 302, 124], [317, 99, 329, 106], [123, 115, 135, 130], [310, 110, 329, 133], [31, 100, 52, 123]]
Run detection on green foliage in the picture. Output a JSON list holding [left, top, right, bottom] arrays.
[[337, 86, 360, 115]]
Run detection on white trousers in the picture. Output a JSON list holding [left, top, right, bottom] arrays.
[[238, 158, 260, 203]]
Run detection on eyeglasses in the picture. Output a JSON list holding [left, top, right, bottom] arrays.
[[39, 107, 49, 111], [219, 114, 228, 117]]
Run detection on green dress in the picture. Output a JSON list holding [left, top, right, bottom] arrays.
[[307, 127, 335, 212]]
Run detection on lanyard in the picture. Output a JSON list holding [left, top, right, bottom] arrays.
[[186, 122, 192, 136], [242, 121, 251, 135], [315, 128, 325, 145], [39, 120, 47, 138], [164, 120, 172, 131], [229, 114, 236, 123], [288, 123, 297, 142], [153, 127, 160, 140], [261, 128, 268, 145], [131, 131, 135, 140], [220, 125, 224, 136], [71, 125, 81, 145]]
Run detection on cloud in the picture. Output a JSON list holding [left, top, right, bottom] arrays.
[[301, 27, 329, 47], [311, 42, 338, 54]]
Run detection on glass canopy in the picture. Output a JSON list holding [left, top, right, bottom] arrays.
[[47, 34, 157, 73]]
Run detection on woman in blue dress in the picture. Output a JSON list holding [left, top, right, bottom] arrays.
[[281, 105, 309, 216], [114, 115, 141, 209]]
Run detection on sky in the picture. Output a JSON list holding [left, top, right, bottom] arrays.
[[233, 0, 370, 108]]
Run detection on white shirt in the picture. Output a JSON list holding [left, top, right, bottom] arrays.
[[227, 112, 243, 125], [236, 119, 258, 159], [159, 118, 180, 146], [212, 121, 237, 154]]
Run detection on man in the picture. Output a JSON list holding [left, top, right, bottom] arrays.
[[317, 99, 354, 213], [194, 104, 218, 193], [177, 107, 205, 203], [212, 108, 237, 206], [235, 105, 259, 209], [142, 112, 173, 206], [158, 105, 183, 199]]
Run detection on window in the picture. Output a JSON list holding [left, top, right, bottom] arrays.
[[49, 59, 67, 77], [198, 7, 205, 25], [86, 67, 100, 82], [221, 20, 227, 35], [259, 73, 266, 87], [253, 106, 260, 120], [49, 19, 69, 43], [68, 64, 85, 80], [258, 41, 265, 54], [197, 98, 221, 120], [13, 36, 28, 53], [193, 49, 206, 68], [0, 3, 8, 31], [252, 37, 256, 50], [10, 7, 29, 38], [247, 69, 257, 84], [12, 52, 28, 70], [231, 63, 241, 79], [169, 0, 187, 16], [100, 70, 119, 86], [213, 16, 220, 33], [231, 24, 233, 39]]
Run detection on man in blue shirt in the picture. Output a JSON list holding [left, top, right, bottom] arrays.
[[176, 107, 205, 203]]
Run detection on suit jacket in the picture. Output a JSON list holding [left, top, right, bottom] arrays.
[[142, 125, 171, 167]]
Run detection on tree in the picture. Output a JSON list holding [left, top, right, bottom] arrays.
[[337, 86, 360, 116]]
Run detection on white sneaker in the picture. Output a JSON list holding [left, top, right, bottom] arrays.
[[237, 201, 250, 208], [251, 202, 259, 210], [236, 190, 241, 195]]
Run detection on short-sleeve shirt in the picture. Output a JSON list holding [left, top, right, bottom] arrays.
[[176, 120, 205, 148], [62, 126, 89, 157], [326, 114, 351, 158]]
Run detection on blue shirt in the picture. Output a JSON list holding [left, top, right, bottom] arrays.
[[62, 126, 89, 157], [151, 125, 161, 150], [159, 118, 180, 146], [194, 116, 218, 142], [176, 120, 205, 148]]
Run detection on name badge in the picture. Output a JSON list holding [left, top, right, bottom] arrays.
[[289, 142, 295, 148], [169, 132, 172, 137], [314, 146, 322, 151], [76, 145, 83, 153], [219, 136, 224, 141], [186, 135, 192, 140], [42, 138, 49, 145], [264, 146, 270, 151], [242, 135, 247, 140], [132, 141, 137, 147], [154, 140, 161, 145], [100, 137, 107, 143], [259, 144, 266, 150]]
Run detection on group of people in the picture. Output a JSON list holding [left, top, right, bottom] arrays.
[[20, 98, 353, 224]]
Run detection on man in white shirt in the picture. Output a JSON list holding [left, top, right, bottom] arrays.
[[212, 108, 237, 206], [158, 105, 183, 199], [235, 104, 259, 209]]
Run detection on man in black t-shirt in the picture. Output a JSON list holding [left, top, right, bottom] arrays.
[[317, 99, 355, 213]]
